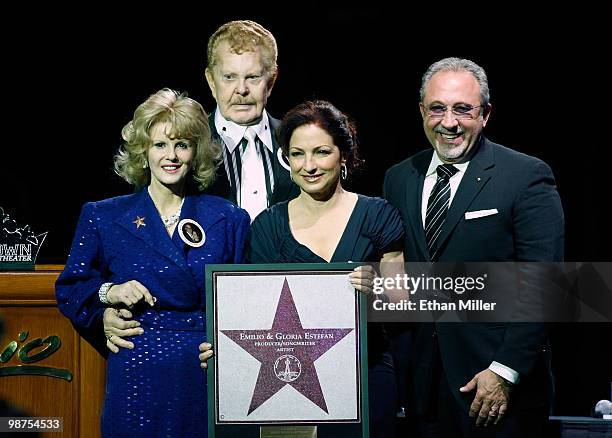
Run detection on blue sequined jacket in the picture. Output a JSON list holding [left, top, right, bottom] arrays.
[[56, 189, 250, 330]]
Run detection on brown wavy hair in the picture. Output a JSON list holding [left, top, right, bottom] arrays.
[[277, 100, 363, 175]]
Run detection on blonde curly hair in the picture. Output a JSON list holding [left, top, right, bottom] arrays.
[[114, 88, 220, 190], [206, 20, 278, 79]]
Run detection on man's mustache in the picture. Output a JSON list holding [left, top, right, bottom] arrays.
[[231, 99, 255, 105], [434, 127, 464, 135]]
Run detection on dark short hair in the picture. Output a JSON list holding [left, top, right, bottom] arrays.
[[277, 100, 363, 174]]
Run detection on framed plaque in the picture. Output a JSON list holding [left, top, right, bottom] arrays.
[[206, 263, 369, 437]]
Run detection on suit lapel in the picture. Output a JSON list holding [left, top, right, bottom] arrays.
[[407, 152, 431, 260], [207, 113, 294, 205], [268, 116, 295, 204], [207, 113, 236, 202], [116, 190, 191, 275], [435, 138, 494, 255]]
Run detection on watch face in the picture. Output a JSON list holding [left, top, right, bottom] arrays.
[[178, 219, 206, 248]]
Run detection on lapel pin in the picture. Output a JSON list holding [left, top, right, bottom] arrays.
[[132, 216, 146, 228], [178, 219, 205, 248], [476, 177, 482, 182]]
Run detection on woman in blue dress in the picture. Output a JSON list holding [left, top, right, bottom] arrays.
[[56, 88, 250, 437], [247, 100, 406, 437]]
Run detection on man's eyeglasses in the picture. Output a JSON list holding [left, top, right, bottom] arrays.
[[424, 103, 483, 120]]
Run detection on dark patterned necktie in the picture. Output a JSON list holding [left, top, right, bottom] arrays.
[[425, 164, 459, 259]]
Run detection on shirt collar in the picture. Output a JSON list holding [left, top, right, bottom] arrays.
[[214, 109, 274, 154], [426, 150, 470, 178]]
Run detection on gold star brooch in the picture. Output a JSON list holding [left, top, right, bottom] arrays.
[[132, 216, 146, 228]]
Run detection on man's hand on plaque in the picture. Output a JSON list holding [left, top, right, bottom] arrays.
[[348, 265, 377, 294], [199, 342, 214, 370]]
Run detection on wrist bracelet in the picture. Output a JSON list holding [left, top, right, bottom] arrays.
[[98, 282, 113, 304]]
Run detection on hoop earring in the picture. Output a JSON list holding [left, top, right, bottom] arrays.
[[341, 163, 347, 181]]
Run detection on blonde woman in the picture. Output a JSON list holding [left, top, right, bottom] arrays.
[[56, 88, 249, 437]]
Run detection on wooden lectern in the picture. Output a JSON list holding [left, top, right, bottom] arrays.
[[0, 266, 105, 437]]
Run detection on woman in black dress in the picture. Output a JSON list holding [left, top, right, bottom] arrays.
[[248, 100, 405, 437]]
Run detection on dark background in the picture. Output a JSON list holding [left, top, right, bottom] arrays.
[[1, 6, 609, 418]]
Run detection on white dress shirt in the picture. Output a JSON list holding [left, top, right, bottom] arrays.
[[421, 151, 520, 385], [214, 109, 274, 221]]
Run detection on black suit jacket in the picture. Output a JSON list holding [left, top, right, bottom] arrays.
[[383, 137, 564, 415], [205, 113, 299, 206]]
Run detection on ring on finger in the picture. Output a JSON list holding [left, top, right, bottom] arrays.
[[106, 334, 114, 341]]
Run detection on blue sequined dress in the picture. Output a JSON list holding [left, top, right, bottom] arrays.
[[56, 190, 250, 437]]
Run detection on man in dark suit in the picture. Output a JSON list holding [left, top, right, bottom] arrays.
[[204, 20, 298, 220], [383, 58, 564, 437], [102, 21, 299, 355]]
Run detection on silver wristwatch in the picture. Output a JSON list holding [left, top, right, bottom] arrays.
[[98, 282, 113, 304]]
